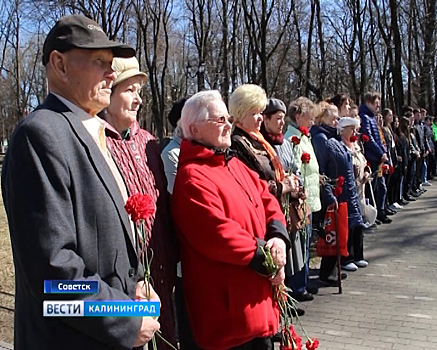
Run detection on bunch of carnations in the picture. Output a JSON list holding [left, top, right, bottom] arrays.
[[261, 247, 319, 350]]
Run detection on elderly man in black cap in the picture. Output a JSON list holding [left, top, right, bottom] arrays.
[[2, 15, 160, 349]]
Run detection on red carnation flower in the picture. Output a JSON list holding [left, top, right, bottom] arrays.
[[333, 186, 343, 197], [125, 194, 155, 223], [389, 165, 395, 175], [337, 175, 345, 187], [361, 134, 370, 143], [382, 164, 389, 174], [350, 135, 358, 142], [299, 127, 309, 137], [291, 136, 301, 145], [301, 152, 311, 164], [306, 338, 320, 350]]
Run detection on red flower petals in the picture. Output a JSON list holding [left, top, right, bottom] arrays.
[[306, 338, 320, 350], [298, 127, 310, 137], [333, 186, 343, 197], [349, 135, 358, 142], [337, 175, 345, 187], [125, 194, 155, 223], [291, 136, 301, 145], [361, 134, 370, 143], [301, 152, 311, 164]]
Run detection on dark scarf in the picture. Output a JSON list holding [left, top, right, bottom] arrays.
[[260, 123, 284, 146]]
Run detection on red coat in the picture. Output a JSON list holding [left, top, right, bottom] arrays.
[[172, 139, 287, 349]]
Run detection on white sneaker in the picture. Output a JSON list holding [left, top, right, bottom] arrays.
[[354, 260, 369, 268], [423, 181, 432, 186], [341, 262, 358, 271], [393, 203, 403, 209]]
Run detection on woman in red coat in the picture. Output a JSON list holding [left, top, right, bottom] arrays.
[[172, 90, 290, 350]]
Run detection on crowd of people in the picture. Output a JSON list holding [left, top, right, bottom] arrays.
[[3, 14, 437, 350]]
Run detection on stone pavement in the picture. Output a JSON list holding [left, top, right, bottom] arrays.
[[290, 180, 437, 350]]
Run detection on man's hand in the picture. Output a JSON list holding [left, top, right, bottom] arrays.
[[381, 153, 388, 163], [135, 281, 160, 302], [265, 237, 286, 269], [133, 317, 160, 347], [269, 266, 285, 286]]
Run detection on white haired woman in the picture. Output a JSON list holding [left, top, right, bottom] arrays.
[[172, 90, 289, 350]]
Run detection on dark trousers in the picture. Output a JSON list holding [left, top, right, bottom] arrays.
[[405, 159, 416, 196], [414, 157, 424, 190], [341, 226, 364, 265], [230, 337, 273, 350], [319, 256, 337, 281], [175, 277, 197, 350], [428, 152, 435, 178], [370, 162, 387, 217], [373, 176, 387, 217], [387, 169, 400, 205]]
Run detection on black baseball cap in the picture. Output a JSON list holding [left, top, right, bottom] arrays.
[[42, 15, 135, 66]]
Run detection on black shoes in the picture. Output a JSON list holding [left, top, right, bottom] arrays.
[[291, 308, 305, 317], [377, 215, 392, 224], [291, 291, 314, 302], [306, 286, 319, 295], [385, 208, 396, 216], [411, 190, 421, 197], [404, 195, 416, 202], [320, 273, 348, 287]]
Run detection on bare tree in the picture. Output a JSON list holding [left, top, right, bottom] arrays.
[[134, 0, 172, 141]]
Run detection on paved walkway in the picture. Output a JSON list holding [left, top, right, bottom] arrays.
[[295, 180, 437, 350]]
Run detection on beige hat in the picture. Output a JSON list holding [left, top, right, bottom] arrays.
[[112, 57, 147, 87]]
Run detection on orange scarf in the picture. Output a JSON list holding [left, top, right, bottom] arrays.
[[236, 122, 285, 182]]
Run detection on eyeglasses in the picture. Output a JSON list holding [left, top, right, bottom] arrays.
[[206, 116, 234, 124]]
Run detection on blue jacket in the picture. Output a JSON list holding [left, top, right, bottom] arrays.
[[359, 104, 385, 164], [311, 124, 364, 229]]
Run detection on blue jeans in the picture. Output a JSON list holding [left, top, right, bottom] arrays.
[[422, 159, 428, 183], [287, 215, 312, 294]]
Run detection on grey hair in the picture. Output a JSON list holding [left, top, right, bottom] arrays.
[[180, 90, 223, 140]]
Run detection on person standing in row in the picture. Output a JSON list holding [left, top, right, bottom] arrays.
[[283, 97, 321, 301], [100, 56, 178, 348]]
